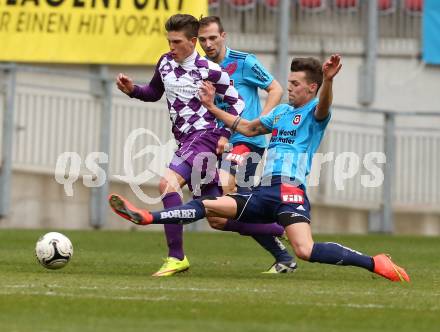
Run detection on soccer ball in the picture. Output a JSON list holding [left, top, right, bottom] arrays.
[[35, 232, 73, 269]]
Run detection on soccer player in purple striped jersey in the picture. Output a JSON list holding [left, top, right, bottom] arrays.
[[115, 14, 288, 277]]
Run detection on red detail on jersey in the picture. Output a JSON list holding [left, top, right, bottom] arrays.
[[293, 114, 301, 125], [280, 184, 305, 204], [224, 62, 238, 76], [272, 128, 278, 136], [225, 144, 251, 166]]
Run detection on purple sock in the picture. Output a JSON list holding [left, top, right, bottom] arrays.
[[223, 220, 284, 237], [162, 192, 184, 260]]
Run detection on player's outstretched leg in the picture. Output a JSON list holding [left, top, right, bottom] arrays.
[[108, 194, 153, 225], [108, 193, 207, 225], [285, 223, 410, 282], [309, 242, 410, 282]]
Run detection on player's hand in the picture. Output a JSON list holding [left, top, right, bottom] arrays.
[[216, 136, 229, 155], [199, 81, 216, 109], [322, 54, 342, 81], [116, 73, 135, 95]]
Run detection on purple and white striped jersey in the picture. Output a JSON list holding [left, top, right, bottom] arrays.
[[130, 50, 244, 143]]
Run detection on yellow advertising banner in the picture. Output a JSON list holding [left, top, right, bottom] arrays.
[[0, 0, 208, 64]]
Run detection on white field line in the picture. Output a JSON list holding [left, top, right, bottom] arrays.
[[1, 284, 440, 311], [0, 289, 221, 303], [1, 284, 440, 297], [1, 288, 439, 311], [2, 283, 270, 294]]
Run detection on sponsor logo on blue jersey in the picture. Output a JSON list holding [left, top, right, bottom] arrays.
[[251, 63, 270, 82]]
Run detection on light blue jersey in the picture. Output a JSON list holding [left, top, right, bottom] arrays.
[[216, 48, 273, 148], [259, 98, 331, 187]]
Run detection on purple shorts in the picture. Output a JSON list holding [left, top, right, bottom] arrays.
[[168, 130, 223, 197]]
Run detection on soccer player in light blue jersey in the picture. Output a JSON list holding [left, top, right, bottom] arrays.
[[197, 16, 297, 273], [109, 54, 410, 282]]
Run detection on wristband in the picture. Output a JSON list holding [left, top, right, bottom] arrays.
[[231, 117, 242, 131]]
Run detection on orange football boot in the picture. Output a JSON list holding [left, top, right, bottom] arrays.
[[108, 194, 153, 225], [373, 254, 410, 282]]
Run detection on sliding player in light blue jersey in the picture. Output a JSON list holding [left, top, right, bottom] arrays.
[[109, 54, 410, 282], [198, 16, 296, 273]]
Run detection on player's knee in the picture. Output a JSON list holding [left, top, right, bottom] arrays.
[[221, 185, 236, 195], [292, 242, 313, 261], [158, 177, 168, 194], [207, 217, 226, 230], [158, 177, 178, 194]]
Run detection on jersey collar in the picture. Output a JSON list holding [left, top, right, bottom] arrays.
[[290, 97, 319, 112], [181, 50, 198, 65], [220, 47, 231, 67]]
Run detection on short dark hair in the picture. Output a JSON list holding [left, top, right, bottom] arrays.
[[290, 57, 323, 91], [199, 16, 224, 33], [165, 14, 199, 39]]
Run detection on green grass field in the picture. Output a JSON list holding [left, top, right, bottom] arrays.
[[0, 229, 439, 332]]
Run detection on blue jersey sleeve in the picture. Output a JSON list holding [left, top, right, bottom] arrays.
[[313, 107, 332, 130], [260, 108, 277, 131], [242, 54, 273, 90]]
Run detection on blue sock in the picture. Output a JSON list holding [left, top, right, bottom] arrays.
[[151, 200, 206, 225], [252, 235, 294, 263], [309, 242, 374, 271]]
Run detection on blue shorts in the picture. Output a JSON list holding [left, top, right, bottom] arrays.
[[229, 177, 311, 226]]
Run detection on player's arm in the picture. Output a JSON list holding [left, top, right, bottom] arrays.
[[206, 66, 245, 138], [116, 58, 165, 102], [241, 54, 283, 116], [315, 54, 342, 121], [261, 79, 283, 116], [200, 81, 269, 137]]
